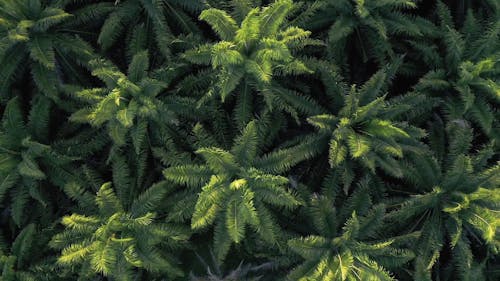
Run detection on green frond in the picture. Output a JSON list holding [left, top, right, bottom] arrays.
[[11, 223, 35, 267], [18, 155, 46, 180], [66, 2, 114, 27], [226, 194, 248, 243], [61, 214, 100, 230], [346, 133, 371, 158], [28, 36, 55, 69], [288, 235, 330, 259], [256, 134, 327, 174], [213, 217, 232, 262], [233, 81, 254, 128], [2, 97, 26, 141], [307, 114, 338, 131], [231, 120, 259, 165], [90, 241, 116, 276], [33, 8, 71, 32], [183, 43, 212, 65], [444, 26, 465, 69], [27, 95, 51, 142], [200, 8, 238, 41], [97, 1, 137, 50], [130, 181, 173, 217], [259, 0, 293, 38], [31, 62, 59, 97], [58, 243, 93, 265], [11, 186, 29, 226], [196, 147, 239, 174], [127, 50, 149, 83], [191, 176, 226, 230], [0, 172, 19, 203], [126, 23, 147, 59], [62, 182, 95, 210], [95, 182, 123, 217], [235, 7, 260, 44]]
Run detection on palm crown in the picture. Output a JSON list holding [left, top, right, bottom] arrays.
[[163, 120, 312, 260], [307, 62, 426, 190], [69, 51, 196, 150], [411, 2, 500, 139], [51, 181, 189, 280], [387, 120, 499, 280], [185, 0, 323, 125], [0, 96, 76, 226], [288, 187, 414, 281], [0, 0, 94, 99]]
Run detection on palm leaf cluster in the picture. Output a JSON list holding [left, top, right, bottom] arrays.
[[0, 0, 498, 280]]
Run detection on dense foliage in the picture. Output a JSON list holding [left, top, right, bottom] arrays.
[[0, 0, 498, 280]]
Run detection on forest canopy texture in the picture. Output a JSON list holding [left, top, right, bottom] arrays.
[[0, 0, 499, 280]]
